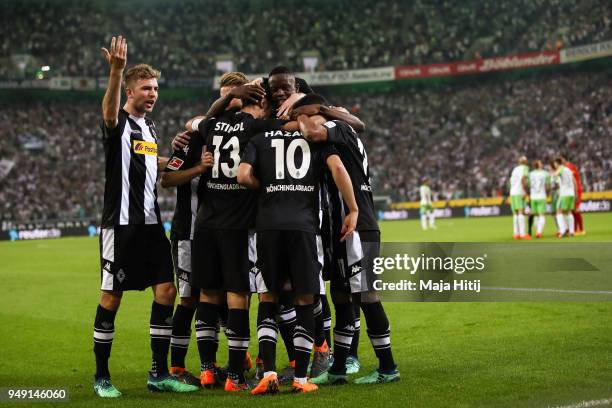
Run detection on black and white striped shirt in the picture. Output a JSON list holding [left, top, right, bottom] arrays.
[[100, 109, 162, 227]]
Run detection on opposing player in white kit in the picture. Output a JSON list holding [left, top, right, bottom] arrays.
[[553, 158, 577, 238], [509, 156, 530, 240], [419, 179, 435, 230], [528, 160, 550, 238]]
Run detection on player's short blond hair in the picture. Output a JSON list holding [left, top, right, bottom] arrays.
[[219, 71, 248, 87], [123, 64, 161, 88]]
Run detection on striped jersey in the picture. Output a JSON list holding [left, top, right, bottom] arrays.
[[100, 109, 162, 227]]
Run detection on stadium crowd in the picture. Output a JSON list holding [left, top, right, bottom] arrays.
[[1, 0, 611, 80], [339, 70, 612, 201], [0, 69, 610, 222]]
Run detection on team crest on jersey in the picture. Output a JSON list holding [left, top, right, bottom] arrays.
[[133, 140, 158, 156], [166, 157, 184, 170]]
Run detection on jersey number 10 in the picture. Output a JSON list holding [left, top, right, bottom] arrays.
[[271, 139, 310, 180]]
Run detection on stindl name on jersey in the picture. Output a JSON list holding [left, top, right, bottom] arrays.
[[214, 121, 245, 132]]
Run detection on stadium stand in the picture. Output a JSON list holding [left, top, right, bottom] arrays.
[[1, 0, 610, 79], [0, 69, 610, 222]]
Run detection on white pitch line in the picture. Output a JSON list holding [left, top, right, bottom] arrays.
[[482, 287, 612, 295], [548, 397, 612, 408]]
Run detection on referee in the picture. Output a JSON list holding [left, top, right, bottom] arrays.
[[91, 35, 198, 397]]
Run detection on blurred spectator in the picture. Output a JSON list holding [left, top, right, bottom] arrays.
[[0, 69, 610, 223], [1, 0, 610, 80]]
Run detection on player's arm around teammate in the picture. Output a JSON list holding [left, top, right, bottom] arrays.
[[161, 139, 214, 187]]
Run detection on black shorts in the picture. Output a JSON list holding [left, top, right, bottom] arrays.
[[330, 230, 380, 294], [192, 228, 253, 293], [171, 239, 199, 298], [255, 230, 324, 295], [99, 224, 174, 291]]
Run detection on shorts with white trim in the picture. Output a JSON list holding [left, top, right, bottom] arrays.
[[254, 230, 325, 295], [331, 230, 380, 294], [171, 239, 199, 298], [192, 227, 253, 293], [99, 224, 174, 291]]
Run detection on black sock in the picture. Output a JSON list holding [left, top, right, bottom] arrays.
[[528, 214, 534, 235], [150, 302, 174, 376], [321, 295, 332, 349], [330, 302, 355, 375], [361, 302, 396, 372], [277, 303, 296, 362], [226, 308, 250, 378], [195, 302, 219, 370], [257, 302, 278, 373], [218, 302, 228, 333], [293, 304, 315, 379], [170, 304, 195, 368], [349, 302, 360, 358], [93, 304, 117, 380], [313, 297, 326, 347]]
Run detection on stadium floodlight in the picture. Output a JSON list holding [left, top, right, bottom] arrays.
[[41, 65, 50, 72]]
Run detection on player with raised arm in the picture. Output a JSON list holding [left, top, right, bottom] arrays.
[[92, 35, 198, 398], [509, 156, 530, 240], [554, 157, 577, 238], [294, 94, 400, 386], [528, 160, 550, 238], [419, 178, 436, 230], [238, 115, 358, 394]]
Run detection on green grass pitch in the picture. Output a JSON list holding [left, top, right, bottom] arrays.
[[0, 213, 611, 407]]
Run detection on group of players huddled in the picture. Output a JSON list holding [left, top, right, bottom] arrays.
[[92, 36, 399, 398], [508, 155, 584, 239]]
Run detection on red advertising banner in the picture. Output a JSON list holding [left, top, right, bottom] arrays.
[[395, 51, 560, 80]]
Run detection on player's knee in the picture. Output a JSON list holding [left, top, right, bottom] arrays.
[[154, 282, 177, 305], [259, 292, 277, 303], [331, 290, 351, 305], [179, 296, 197, 309], [100, 290, 122, 311], [294, 294, 314, 305], [200, 290, 222, 304], [360, 290, 380, 304], [227, 292, 249, 309]]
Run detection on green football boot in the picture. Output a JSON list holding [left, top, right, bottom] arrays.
[[310, 370, 348, 385], [354, 368, 400, 384], [147, 373, 200, 392], [94, 377, 122, 398]]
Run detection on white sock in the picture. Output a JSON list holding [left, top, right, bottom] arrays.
[[537, 215, 545, 234], [294, 377, 307, 385], [518, 214, 526, 236], [567, 214, 575, 234], [428, 212, 436, 228], [513, 214, 519, 236], [421, 215, 428, 230], [264, 371, 277, 378], [556, 213, 567, 235]]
